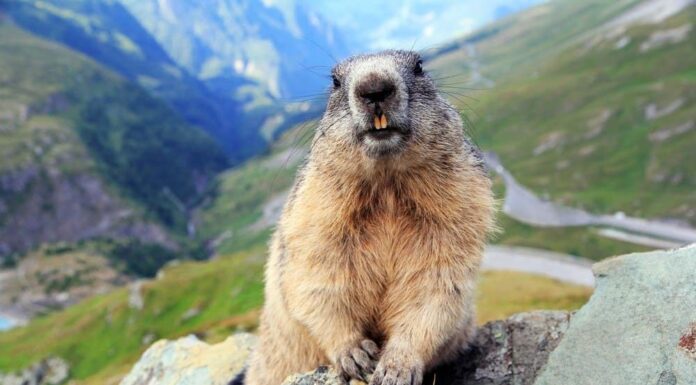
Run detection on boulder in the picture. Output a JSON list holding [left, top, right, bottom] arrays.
[[119, 333, 256, 385], [283, 366, 344, 385], [282, 311, 571, 385], [534, 245, 696, 385], [0, 357, 69, 385]]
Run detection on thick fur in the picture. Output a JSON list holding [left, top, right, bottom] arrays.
[[245, 50, 495, 385]]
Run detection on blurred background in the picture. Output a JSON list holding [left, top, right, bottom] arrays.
[[0, 0, 693, 383]]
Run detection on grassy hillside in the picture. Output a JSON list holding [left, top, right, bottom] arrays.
[[461, 6, 696, 224], [426, 0, 695, 225], [197, 115, 647, 261], [0, 21, 227, 259], [427, 0, 644, 82], [0, 246, 590, 383], [196, 122, 311, 256]]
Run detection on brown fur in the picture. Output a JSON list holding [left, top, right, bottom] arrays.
[[245, 51, 496, 385]]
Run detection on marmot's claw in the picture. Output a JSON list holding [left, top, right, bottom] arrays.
[[337, 339, 380, 382], [369, 353, 423, 385], [360, 339, 380, 358]]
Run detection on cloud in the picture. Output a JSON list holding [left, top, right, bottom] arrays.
[[301, 0, 544, 51]]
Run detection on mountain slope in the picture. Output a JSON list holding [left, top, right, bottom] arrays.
[[427, 0, 649, 82], [118, 0, 350, 104], [432, 0, 695, 225], [4, 0, 262, 160], [194, 0, 695, 261], [0, 20, 228, 259], [5, 0, 354, 161]]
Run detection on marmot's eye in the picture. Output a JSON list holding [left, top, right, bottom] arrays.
[[332, 75, 341, 88], [414, 60, 424, 75]]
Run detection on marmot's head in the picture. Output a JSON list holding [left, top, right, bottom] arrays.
[[318, 50, 465, 162]]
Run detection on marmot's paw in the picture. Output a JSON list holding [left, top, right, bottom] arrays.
[[369, 352, 423, 385], [337, 339, 380, 383]]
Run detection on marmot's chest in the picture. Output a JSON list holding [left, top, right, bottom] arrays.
[[284, 172, 464, 272]]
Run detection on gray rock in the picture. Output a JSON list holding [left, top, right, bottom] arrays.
[[119, 333, 256, 385], [283, 366, 344, 385], [282, 311, 572, 385], [0, 357, 69, 385], [535, 245, 696, 385]]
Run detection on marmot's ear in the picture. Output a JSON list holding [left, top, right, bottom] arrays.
[[414, 60, 423, 76]]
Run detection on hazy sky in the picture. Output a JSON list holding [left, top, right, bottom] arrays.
[[301, 0, 543, 51]]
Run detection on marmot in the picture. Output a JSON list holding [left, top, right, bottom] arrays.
[[244, 50, 495, 385]]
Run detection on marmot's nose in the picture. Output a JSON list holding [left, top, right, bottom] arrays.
[[356, 77, 395, 104]]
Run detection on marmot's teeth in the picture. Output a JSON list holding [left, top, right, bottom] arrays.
[[373, 114, 388, 129], [374, 115, 382, 129]]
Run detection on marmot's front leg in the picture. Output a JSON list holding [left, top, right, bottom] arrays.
[[372, 261, 476, 385], [284, 269, 380, 382]]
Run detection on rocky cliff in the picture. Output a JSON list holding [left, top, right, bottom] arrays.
[[115, 245, 696, 385]]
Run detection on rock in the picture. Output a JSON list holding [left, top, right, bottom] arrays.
[[283, 366, 344, 385], [644, 98, 684, 120], [0, 357, 69, 385], [447, 311, 571, 385], [649, 120, 694, 143], [282, 311, 572, 385], [128, 281, 145, 311], [535, 245, 696, 385], [640, 23, 692, 52], [119, 333, 256, 385]]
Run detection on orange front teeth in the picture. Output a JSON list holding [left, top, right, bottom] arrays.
[[374, 113, 388, 129]]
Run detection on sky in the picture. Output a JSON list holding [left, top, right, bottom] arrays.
[[301, 0, 544, 51]]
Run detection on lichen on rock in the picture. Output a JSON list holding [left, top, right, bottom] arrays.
[[535, 245, 696, 385], [119, 333, 256, 385]]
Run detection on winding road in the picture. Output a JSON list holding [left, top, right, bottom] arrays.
[[484, 152, 696, 248], [483, 245, 595, 286]]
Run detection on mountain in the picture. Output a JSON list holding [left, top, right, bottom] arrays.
[[5, 0, 352, 160], [119, 0, 351, 104], [0, 0, 350, 281], [0, 20, 228, 261], [196, 0, 695, 261], [3, 0, 263, 160], [428, 0, 696, 225], [117, 0, 348, 147]]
